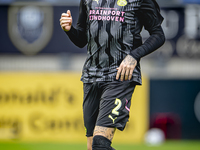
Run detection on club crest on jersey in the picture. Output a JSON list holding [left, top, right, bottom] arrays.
[[117, 0, 127, 6], [93, 0, 99, 4]]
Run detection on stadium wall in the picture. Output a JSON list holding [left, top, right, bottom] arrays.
[[0, 73, 149, 143]]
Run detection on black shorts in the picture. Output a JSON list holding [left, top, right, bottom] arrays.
[[83, 80, 136, 137]]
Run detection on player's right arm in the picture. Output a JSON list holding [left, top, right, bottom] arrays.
[[60, 10, 72, 32], [60, 0, 88, 48]]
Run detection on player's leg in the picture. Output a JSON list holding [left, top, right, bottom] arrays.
[[92, 81, 136, 150], [87, 136, 93, 150], [83, 83, 102, 150], [92, 126, 116, 150], [93, 126, 116, 141]]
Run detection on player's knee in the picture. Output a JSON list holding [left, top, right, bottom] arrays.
[[92, 135, 113, 150]]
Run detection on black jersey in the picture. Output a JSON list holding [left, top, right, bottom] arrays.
[[66, 0, 165, 84]]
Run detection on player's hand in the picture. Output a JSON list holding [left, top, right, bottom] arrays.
[[60, 10, 72, 32], [116, 55, 137, 81]]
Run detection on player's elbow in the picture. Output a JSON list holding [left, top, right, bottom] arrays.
[[75, 42, 87, 48], [151, 28, 165, 47], [76, 35, 88, 48], [152, 26, 165, 45]]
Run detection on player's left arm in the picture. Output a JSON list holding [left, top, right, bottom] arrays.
[[116, 0, 165, 81], [116, 55, 137, 81]]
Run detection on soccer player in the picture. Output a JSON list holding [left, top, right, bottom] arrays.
[[60, 0, 165, 149]]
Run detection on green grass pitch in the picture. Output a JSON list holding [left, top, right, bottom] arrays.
[[0, 141, 200, 150]]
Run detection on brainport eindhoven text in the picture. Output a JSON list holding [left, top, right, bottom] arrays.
[[89, 8, 125, 22]]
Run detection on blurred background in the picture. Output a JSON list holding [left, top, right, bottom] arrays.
[[0, 0, 200, 149]]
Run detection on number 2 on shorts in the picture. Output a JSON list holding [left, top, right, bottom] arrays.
[[112, 98, 122, 115]]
